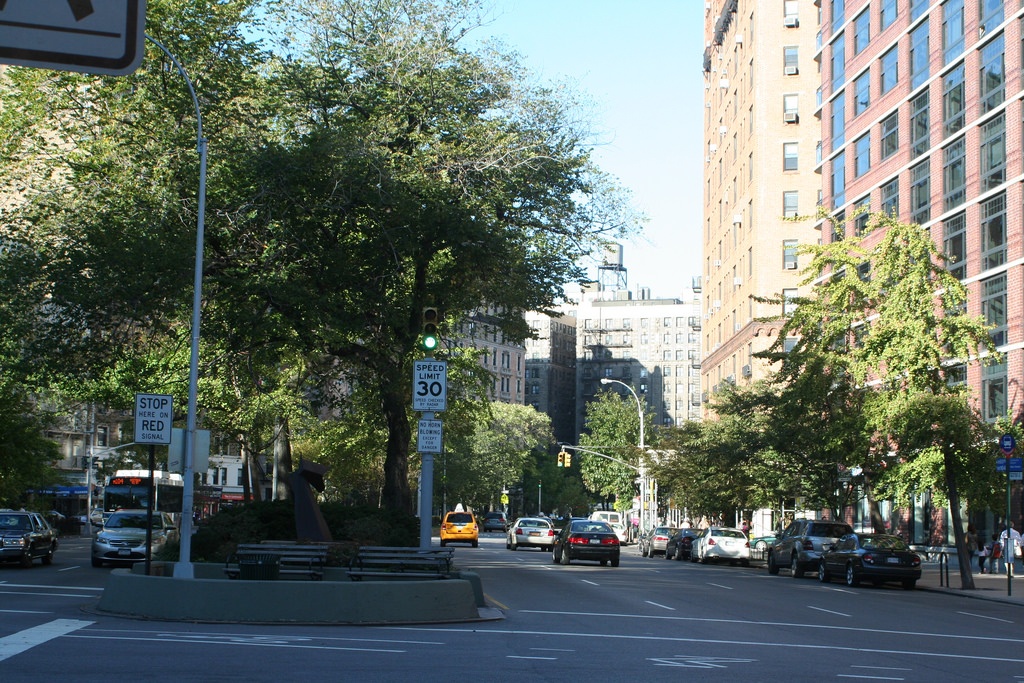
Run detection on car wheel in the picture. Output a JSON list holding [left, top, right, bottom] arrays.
[[506, 539, 512, 550], [818, 561, 830, 583], [768, 551, 779, 575], [902, 579, 916, 590], [560, 548, 571, 565], [20, 553, 32, 568], [600, 559, 608, 566], [472, 540, 478, 548], [510, 540, 517, 550], [42, 545, 55, 565], [91, 556, 103, 568], [674, 546, 683, 561], [741, 560, 750, 567], [552, 550, 560, 564], [845, 562, 860, 587], [440, 540, 446, 547], [755, 540, 767, 551], [611, 557, 620, 567], [791, 554, 804, 578]]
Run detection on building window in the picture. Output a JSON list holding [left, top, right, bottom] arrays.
[[782, 288, 798, 316], [784, 0, 799, 19], [983, 360, 1007, 422], [980, 112, 1006, 192], [880, 111, 899, 160], [910, 0, 929, 22], [980, 34, 1005, 114], [831, 91, 846, 151], [831, 33, 846, 90], [880, 177, 899, 216], [982, 274, 1007, 347], [783, 191, 799, 218], [854, 133, 871, 177], [880, 0, 898, 30], [980, 192, 1006, 271], [979, 0, 1004, 35], [854, 71, 870, 116], [854, 10, 870, 55], [784, 46, 799, 74], [942, 65, 964, 138], [910, 160, 930, 226], [853, 197, 871, 236], [943, 0, 965, 65], [910, 20, 930, 90], [783, 240, 799, 270], [831, 211, 846, 244], [942, 137, 965, 211], [943, 212, 966, 280], [783, 93, 799, 121], [910, 91, 929, 158], [831, 152, 846, 208], [783, 142, 798, 171], [879, 46, 898, 95], [832, 0, 846, 30]]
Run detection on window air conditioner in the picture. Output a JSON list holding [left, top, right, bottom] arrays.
[[742, 364, 752, 377], [719, 78, 729, 88], [734, 277, 743, 286], [784, 66, 798, 76], [713, 259, 722, 267], [784, 16, 799, 27], [733, 214, 743, 225], [785, 262, 798, 269], [784, 112, 798, 123]]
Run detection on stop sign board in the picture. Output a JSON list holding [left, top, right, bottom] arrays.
[[0, 1, 146, 76], [412, 360, 447, 412]]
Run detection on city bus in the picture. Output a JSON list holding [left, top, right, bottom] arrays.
[[102, 470, 184, 515]]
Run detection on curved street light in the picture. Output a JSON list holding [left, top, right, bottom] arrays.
[[599, 378, 655, 533]]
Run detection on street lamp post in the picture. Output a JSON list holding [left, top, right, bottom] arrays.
[[600, 378, 652, 532]]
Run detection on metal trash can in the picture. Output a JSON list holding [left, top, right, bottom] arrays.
[[238, 553, 280, 580]]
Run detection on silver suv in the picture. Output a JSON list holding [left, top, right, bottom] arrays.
[[767, 519, 853, 577]]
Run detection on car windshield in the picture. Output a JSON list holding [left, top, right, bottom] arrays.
[[572, 521, 612, 534], [810, 523, 853, 538], [654, 527, 677, 535], [520, 520, 550, 528], [712, 529, 746, 538], [859, 535, 909, 551], [107, 514, 161, 529], [0, 515, 31, 531], [485, 513, 503, 519], [446, 513, 473, 524]]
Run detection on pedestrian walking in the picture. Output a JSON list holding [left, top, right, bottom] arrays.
[[998, 523, 1022, 576], [978, 541, 989, 574], [966, 523, 979, 572]]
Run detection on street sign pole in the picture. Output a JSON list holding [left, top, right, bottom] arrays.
[[134, 393, 171, 576], [414, 359, 447, 548], [1000, 434, 1016, 597]]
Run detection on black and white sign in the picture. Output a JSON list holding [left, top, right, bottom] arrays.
[[134, 392, 172, 444], [412, 360, 447, 412], [0, 0, 146, 75], [417, 419, 443, 454]]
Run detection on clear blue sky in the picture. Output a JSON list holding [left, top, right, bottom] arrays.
[[477, 0, 706, 299]]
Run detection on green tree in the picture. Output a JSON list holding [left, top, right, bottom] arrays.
[[578, 389, 652, 512]]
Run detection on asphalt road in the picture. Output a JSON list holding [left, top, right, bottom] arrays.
[[1, 533, 1022, 682]]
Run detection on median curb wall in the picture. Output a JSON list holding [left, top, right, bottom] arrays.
[[95, 563, 488, 624]]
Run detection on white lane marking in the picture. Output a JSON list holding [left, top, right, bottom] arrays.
[[507, 655, 557, 660], [0, 583, 103, 591], [651, 655, 757, 668], [645, 600, 676, 611], [809, 606, 850, 617], [707, 583, 733, 590], [957, 611, 1013, 624], [530, 647, 575, 652], [851, 666, 912, 671], [67, 633, 407, 653], [581, 579, 600, 586], [0, 590, 97, 598], [836, 675, 904, 681], [512, 610, 1024, 646], [0, 619, 94, 662], [80, 628, 443, 646], [58, 566, 80, 572], [0, 610, 51, 615]]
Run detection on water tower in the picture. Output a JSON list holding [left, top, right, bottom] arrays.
[[598, 243, 627, 292]]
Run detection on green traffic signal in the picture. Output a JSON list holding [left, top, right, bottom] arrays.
[[421, 307, 440, 352]]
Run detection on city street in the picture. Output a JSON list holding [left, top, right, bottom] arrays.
[[2, 533, 1023, 681]]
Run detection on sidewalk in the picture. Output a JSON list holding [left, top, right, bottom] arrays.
[[916, 558, 1024, 606]]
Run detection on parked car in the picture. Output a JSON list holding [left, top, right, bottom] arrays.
[[91, 509, 179, 567], [749, 534, 776, 552], [439, 511, 478, 547], [609, 521, 629, 545], [552, 519, 620, 567], [693, 526, 751, 565], [666, 528, 700, 561], [688, 528, 708, 562], [0, 511, 58, 567], [767, 519, 854, 577], [507, 517, 556, 550], [818, 533, 922, 589], [639, 526, 677, 558], [482, 511, 509, 533]]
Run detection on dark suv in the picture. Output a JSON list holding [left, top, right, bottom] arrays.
[[482, 511, 509, 533], [0, 511, 58, 567], [767, 519, 853, 578]]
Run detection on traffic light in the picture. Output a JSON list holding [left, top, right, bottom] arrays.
[[557, 451, 565, 467], [421, 307, 439, 352], [564, 452, 572, 467]]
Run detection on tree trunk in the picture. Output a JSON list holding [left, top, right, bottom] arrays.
[[249, 451, 264, 503], [862, 470, 887, 532], [944, 449, 975, 590], [240, 440, 252, 503], [274, 416, 293, 501], [381, 383, 412, 514]]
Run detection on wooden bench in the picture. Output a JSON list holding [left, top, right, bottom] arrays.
[[224, 542, 328, 581], [347, 546, 455, 581]]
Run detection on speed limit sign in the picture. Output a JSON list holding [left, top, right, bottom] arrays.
[[412, 360, 447, 412]]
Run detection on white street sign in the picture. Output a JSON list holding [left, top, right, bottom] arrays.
[[417, 419, 443, 454], [412, 360, 447, 412], [0, 0, 146, 76], [134, 393, 172, 444], [1011, 471, 1023, 481], [167, 427, 210, 473]]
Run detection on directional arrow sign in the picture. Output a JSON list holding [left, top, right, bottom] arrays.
[[0, 0, 146, 75]]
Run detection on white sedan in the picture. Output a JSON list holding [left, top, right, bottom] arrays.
[[506, 517, 556, 550], [694, 526, 751, 566]]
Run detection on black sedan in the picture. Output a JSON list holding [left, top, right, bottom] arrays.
[[818, 533, 921, 589], [665, 528, 699, 561], [552, 520, 620, 567]]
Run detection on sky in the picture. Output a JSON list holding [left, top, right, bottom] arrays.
[[476, 0, 707, 299]]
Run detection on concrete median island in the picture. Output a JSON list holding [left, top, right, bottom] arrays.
[[94, 562, 493, 624]]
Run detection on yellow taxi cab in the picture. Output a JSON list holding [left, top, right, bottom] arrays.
[[440, 511, 478, 547]]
